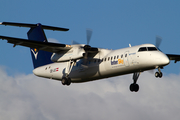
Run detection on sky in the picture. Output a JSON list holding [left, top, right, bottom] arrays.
[[1, 0, 180, 120]]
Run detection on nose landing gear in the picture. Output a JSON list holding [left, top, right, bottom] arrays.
[[155, 67, 163, 78]]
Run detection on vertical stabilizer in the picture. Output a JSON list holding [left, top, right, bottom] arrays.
[[27, 23, 53, 68]]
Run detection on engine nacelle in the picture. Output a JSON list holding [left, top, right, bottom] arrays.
[[51, 45, 85, 62]]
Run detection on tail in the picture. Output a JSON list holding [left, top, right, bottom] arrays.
[[0, 22, 69, 69], [27, 23, 53, 68]]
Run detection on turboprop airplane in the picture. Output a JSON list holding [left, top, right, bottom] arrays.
[[0, 22, 180, 92]]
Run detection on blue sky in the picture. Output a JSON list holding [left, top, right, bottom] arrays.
[[1, 1, 180, 75], [1, 1, 180, 120]]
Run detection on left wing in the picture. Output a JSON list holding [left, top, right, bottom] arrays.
[[0, 35, 72, 53], [166, 54, 180, 63]]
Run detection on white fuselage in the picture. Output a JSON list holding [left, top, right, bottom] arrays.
[[33, 44, 170, 83]]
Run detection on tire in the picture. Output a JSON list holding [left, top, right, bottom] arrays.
[[129, 83, 139, 92], [134, 84, 139, 92], [61, 77, 67, 85], [66, 77, 71, 86], [155, 72, 159, 78], [159, 72, 163, 78], [130, 83, 134, 92]]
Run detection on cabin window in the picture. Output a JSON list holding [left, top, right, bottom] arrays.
[[121, 55, 123, 58], [125, 54, 127, 57], [104, 58, 106, 61], [117, 55, 119, 59], [138, 47, 147, 52], [111, 57, 113, 60], [114, 56, 116, 59]]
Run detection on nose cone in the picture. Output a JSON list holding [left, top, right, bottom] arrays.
[[162, 55, 170, 65], [158, 53, 170, 66], [151, 52, 170, 67]]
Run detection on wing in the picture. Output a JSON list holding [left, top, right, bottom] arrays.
[[166, 54, 180, 63], [0, 35, 72, 53]]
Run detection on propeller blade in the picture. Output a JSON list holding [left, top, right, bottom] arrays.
[[86, 28, 93, 45], [156, 36, 162, 48]]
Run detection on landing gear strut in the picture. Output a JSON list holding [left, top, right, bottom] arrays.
[[129, 72, 140, 92], [61, 60, 75, 86], [155, 67, 163, 78]]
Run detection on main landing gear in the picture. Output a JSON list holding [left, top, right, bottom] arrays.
[[129, 72, 140, 92], [62, 77, 71, 86], [61, 60, 75, 86], [155, 67, 163, 78]]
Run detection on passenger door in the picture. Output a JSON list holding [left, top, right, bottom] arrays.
[[124, 51, 129, 66]]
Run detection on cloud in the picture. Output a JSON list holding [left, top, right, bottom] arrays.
[[0, 67, 180, 120]]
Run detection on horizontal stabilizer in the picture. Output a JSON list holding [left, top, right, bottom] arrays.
[[0, 22, 69, 31], [0, 35, 72, 53]]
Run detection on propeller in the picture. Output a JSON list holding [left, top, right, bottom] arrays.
[[148, 36, 162, 74], [72, 28, 98, 60], [83, 28, 98, 61], [155, 36, 162, 50], [86, 28, 93, 45], [83, 28, 98, 53]]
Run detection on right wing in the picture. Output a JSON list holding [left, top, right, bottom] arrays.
[[166, 54, 180, 63], [0, 35, 72, 53]]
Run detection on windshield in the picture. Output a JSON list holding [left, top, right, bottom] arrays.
[[138, 47, 147, 52], [147, 47, 158, 51], [138, 47, 158, 52]]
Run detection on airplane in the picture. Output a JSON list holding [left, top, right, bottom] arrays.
[[0, 22, 180, 92]]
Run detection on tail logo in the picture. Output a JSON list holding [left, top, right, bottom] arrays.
[[31, 48, 38, 59]]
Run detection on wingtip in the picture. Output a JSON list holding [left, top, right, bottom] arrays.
[[0, 22, 2, 24]]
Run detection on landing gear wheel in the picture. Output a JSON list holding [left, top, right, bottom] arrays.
[[155, 72, 159, 78], [61, 77, 71, 86], [130, 83, 139, 92], [155, 72, 163, 78], [66, 77, 71, 86], [61, 77, 67, 85], [159, 72, 163, 78]]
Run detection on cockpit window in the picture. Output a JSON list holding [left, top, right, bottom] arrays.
[[147, 47, 158, 51], [138, 47, 158, 52], [138, 47, 147, 52]]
